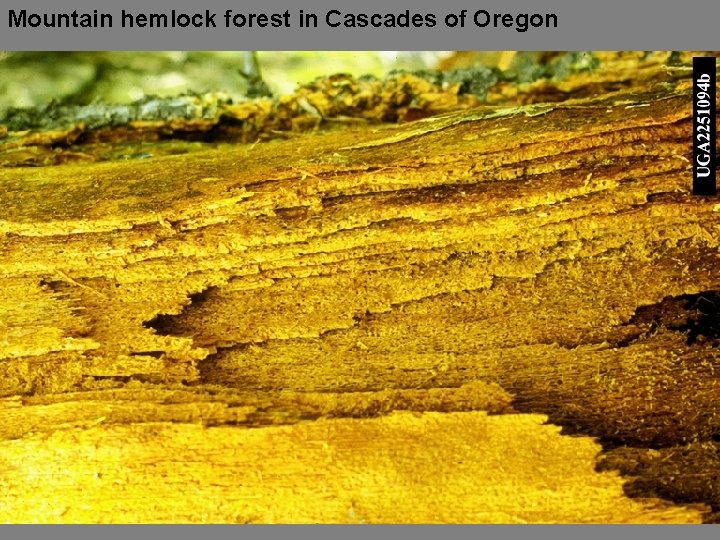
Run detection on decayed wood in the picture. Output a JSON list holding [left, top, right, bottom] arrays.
[[0, 78, 718, 523], [0, 412, 705, 524]]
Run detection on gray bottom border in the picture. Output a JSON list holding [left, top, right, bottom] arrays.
[[1, 525, 719, 539]]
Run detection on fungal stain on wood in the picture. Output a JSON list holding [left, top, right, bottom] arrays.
[[0, 53, 719, 523]]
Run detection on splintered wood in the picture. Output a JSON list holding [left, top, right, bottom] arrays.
[[0, 79, 718, 522]]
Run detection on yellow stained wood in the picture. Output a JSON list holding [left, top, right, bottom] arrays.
[[0, 412, 705, 523], [0, 80, 717, 522]]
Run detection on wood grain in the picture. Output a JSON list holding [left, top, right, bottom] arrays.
[[0, 78, 718, 522]]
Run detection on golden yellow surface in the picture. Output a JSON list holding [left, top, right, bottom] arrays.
[[0, 412, 705, 523], [0, 75, 718, 523]]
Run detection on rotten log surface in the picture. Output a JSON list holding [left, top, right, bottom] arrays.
[[1, 81, 719, 523]]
